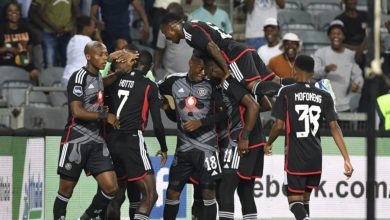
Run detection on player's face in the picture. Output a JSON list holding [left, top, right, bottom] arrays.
[[329, 28, 345, 50], [161, 24, 181, 44], [264, 26, 279, 45], [283, 40, 299, 60], [205, 61, 224, 80], [88, 45, 108, 70], [189, 58, 205, 82]]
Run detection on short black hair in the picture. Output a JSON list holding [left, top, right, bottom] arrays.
[[76, 15, 93, 34], [295, 55, 314, 73], [123, 43, 139, 52], [138, 50, 153, 67], [161, 12, 183, 26]]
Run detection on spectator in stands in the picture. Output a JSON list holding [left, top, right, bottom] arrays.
[[268, 32, 300, 79], [244, 0, 284, 50], [0, 2, 39, 84], [335, 0, 367, 50], [151, 0, 181, 48], [90, 0, 150, 52], [154, 2, 193, 80], [191, 0, 233, 34], [62, 16, 96, 87], [29, 0, 79, 68], [257, 17, 282, 65], [313, 20, 363, 112]]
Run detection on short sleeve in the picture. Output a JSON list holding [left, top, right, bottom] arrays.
[[184, 22, 211, 51], [271, 88, 287, 120], [156, 30, 167, 49], [224, 77, 249, 103], [67, 71, 85, 103], [322, 92, 338, 122]]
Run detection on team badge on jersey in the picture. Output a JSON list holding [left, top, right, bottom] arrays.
[[197, 88, 207, 96], [73, 85, 83, 97]]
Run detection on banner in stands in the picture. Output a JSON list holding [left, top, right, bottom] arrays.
[[0, 137, 44, 220]]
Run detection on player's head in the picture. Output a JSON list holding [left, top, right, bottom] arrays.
[[111, 44, 139, 73], [204, 57, 224, 81], [84, 41, 108, 70], [328, 20, 345, 51], [293, 55, 314, 81], [76, 15, 95, 36], [161, 12, 184, 44], [136, 50, 153, 76], [167, 2, 187, 21], [188, 53, 205, 82]]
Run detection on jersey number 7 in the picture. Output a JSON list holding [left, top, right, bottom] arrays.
[[117, 89, 130, 119]]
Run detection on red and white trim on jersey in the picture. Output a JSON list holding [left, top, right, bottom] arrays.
[[141, 85, 150, 130], [138, 130, 151, 170], [128, 172, 147, 182], [248, 142, 266, 149], [75, 68, 86, 84], [261, 72, 275, 81], [287, 187, 305, 193], [191, 24, 212, 41], [58, 143, 69, 168], [237, 171, 251, 180], [61, 117, 75, 145], [189, 176, 199, 185]]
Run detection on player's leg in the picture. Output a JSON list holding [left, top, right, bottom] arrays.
[[217, 173, 240, 220], [200, 183, 217, 220], [285, 173, 309, 220], [191, 181, 203, 220], [237, 179, 257, 220], [133, 174, 158, 220], [53, 176, 77, 220], [127, 181, 141, 219], [105, 180, 127, 220], [303, 190, 312, 217], [54, 142, 82, 219], [303, 174, 321, 217]]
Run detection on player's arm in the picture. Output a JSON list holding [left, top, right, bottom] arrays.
[[149, 83, 168, 165], [206, 41, 230, 78], [265, 119, 284, 155]]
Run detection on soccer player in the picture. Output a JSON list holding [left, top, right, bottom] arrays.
[[104, 48, 168, 220], [53, 41, 120, 220], [159, 54, 221, 220], [205, 58, 265, 220], [265, 55, 354, 220], [160, 12, 281, 97]]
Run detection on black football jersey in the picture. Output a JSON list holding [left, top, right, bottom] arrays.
[[272, 83, 338, 174]]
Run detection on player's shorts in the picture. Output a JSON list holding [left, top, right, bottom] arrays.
[[106, 130, 154, 182], [226, 49, 274, 85], [57, 141, 114, 181], [220, 145, 264, 180], [284, 172, 322, 194], [168, 149, 221, 192]]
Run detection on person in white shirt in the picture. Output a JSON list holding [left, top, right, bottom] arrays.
[[61, 16, 96, 87], [257, 17, 282, 65], [245, 0, 284, 50]]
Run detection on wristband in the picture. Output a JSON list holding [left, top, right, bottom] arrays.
[[241, 128, 250, 140], [98, 112, 108, 121]]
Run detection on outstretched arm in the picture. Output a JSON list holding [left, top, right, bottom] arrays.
[[329, 120, 354, 178]]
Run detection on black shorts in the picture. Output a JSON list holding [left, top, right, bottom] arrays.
[[106, 130, 154, 182], [220, 145, 264, 180], [168, 149, 221, 192], [57, 141, 114, 181], [227, 50, 274, 85], [284, 173, 322, 194]]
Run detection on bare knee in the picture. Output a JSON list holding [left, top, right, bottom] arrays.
[[166, 188, 181, 200]]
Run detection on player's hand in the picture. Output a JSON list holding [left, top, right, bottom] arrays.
[[109, 50, 139, 63], [107, 113, 120, 129], [325, 64, 337, 73], [156, 150, 168, 166], [351, 82, 360, 92], [238, 139, 249, 157], [264, 144, 272, 155], [183, 120, 202, 132], [344, 160, 354, 179]]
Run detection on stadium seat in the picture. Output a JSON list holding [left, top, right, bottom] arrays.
[[28, 91, 50, 108], [356, 0, 368, 11], [316, 10, 343, 31], [283, 0, 302, 10], [48, 82, 67, 107], [294, 30, 330, 55], [23, 106, 68, 129], [0, 66, 30, 96], [2, 80, 32, 107], [301, 0, 341, 16], [40, 66, 65, 86], [278, 10, 316, 31]]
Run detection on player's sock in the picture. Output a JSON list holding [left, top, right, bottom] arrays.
[[134, 212, 149, 220], [252, 80, 281, 97], [289, 201, 309, 220], [53, 193, 69, 220], [219, 210, 234, 220], [84, 190, 114, 218], [163, 199, 180, 220], [129, 202, 140, 219], [303, 200, 310, 216], [192, 199, 202, 219], [201, 199, 217, 219], [218, 200, 234, 220]]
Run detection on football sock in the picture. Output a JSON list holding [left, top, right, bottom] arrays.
[[237, 180, 257, 220], [84, 190, 114, 218], [129, 202, 140, 219], [201, 199, 217, 220], [289, 201, 309, 220], [303, 200, 310, 216], [134, 212, 149, 220], [163, 199, 180, 220], [53, 193, 69, 220]]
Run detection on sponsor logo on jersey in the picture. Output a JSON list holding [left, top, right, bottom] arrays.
[[185, 96, 197, 108], [73, 85, 83, 97]]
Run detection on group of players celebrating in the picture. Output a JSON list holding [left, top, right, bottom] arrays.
[[53, 13, 354, 220]]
